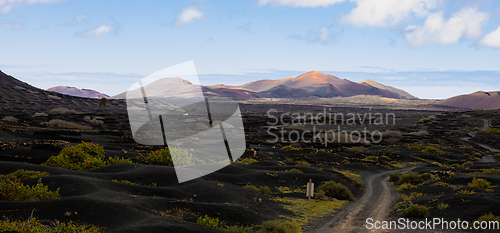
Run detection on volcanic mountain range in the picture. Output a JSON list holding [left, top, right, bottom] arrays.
[[47, 86, 109, 99], [112, 71, 418, 100]]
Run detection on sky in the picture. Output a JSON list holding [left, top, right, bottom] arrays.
[[1, 0, 500, 99]]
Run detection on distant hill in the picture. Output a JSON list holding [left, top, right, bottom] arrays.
[[0, 70, 123, 112], [47, 86, 110, 99], [113, 71, 417, 100], [439, 91, 500, 110], [357, 79, 417, 100]]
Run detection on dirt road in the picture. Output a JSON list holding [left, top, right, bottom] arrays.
[[313, 167, 413, 233]]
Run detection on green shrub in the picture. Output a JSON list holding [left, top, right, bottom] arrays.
[[0, 179, 60, 202], [225, 225, 254, 233], [408, 143, 422, 150], [283, 168, 303, 173], [365, 156, 378, 162], [341, 159, 350, 164], [42, 142, 133, 170], [398, 171, 423, 185], [389, 172, 401, 182], [468, 178, 492, 189], [476, 213, 500, 222], [462, 161, 474, 167], [146, 147, 193, 166], [0, 218, 102, 233], [197, 215, 222, 229], [436, 182, 449, 187], [474, 152, 483, 158], [42, 142, 106, 170], [243, 185, 260, 192], [422, 147, 445, 154], [257, 220, 301, 233], [235, 158, 258, 164], [437, 202, 449, 212], [494, 153, 500, 159], [0, 169, 49, 181], [107, 156, 133, 165], [315, 189, 326, 200], [146, 148, 173, 165], [401, 204, 430, 217], [258, 186, 273, 196], [486, 128, 500, 134], [317, 181, 354, 201], [281, 145, 301, 151], [420, 173, 431, 180]]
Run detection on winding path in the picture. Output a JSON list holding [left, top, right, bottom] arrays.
[[313, 167, 413, 233]]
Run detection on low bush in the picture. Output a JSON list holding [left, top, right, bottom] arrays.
[[494, 153, 500, 159], [468, 178, 492, 189], [410, 130, 429, 136], [398, 172, 423, 185], [283, 168, 303, 173], [47, 119, 92, 130], [235, 158, 258, 164], [365, 156, 378, 162], [315, 189, 326, 200], [476, 213, 500, 222], [382, 130, 403, 138], [401, 204, 430, 218], [435, 182, 449, 187], [0, 179, 60, 202], [486, 128, 500, 134], [389, 172, 401, 182], [49, 108, 79, 115], [281, 145, 301, 151], [408, 143, 422, 150], [197, 215, 222, 229], [422, 147, 445, 154], [0, 169, 49, 181], [257, 220, 301, 233], [146, 147, 193, 166], [0, 218, 102, 233], [420, 173, 431, 180], [341, 159, 350, 164], [43, 142, 131, 171], [437, 202, 449, 212], [317, 181, 354, 201], [243, 185, 273, 196]]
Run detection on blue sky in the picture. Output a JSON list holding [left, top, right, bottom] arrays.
[[1, 0, 500, 99]]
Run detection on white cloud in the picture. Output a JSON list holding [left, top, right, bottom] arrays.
[[479, 26, 500, 48], [176, 7, 203, 25], [77, 25, 112, 38], [405, 8, 488, 46], [0, 0, 64, 14], [340, 0, 439, 27], [258, 0, 345, 7], [75, 14, 87, 22]]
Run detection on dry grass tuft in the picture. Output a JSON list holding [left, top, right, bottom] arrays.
[[46, 119, 92, 130], [49, 108, 79, 115]]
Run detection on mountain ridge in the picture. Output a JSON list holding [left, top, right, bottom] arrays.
[[47, 86, 110, 99], [113, 71, 419, 100]]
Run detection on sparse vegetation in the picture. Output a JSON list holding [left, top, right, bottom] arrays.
[[281, 145, 301, 151], [0, 217, 102, 233], [436, 182, 449, 187], [476, 213, 500, 222], [422, 146, 445, 154], [46, 119, 92, 130], [364, 156, 378, 162], [389, 172, 401, 182], [42, 142, 131, 171], [235, 158, 258, 164], [0, 169, 49, 181], [401, 204, 430, 218], [468, 178, 494, 190], [49, 108, 79, 115], [0, 179, 60, 201], [283, 168, 303, 173], [243, 185, 273, 196], [257, 220, 300, 233], [145, 147, 193, 166], [437, 202, 449, 212]]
